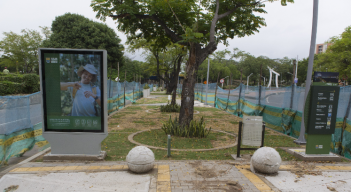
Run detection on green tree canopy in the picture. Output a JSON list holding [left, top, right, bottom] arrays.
[[43, 13, 124, 69], [314, 26, 351, 79], [91, 0, 293, 126], [197, 49, 239, 84], [0, 29, 43, 73]]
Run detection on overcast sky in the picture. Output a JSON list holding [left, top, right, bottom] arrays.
[[1, 0, 350, 62]]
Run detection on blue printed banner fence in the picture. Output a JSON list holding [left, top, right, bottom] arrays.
[[1, 81, 351, 165], [192, 83, 351, 160], [0, 80, 152, 166]]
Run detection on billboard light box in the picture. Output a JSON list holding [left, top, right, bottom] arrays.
[[39, 48, 108, 155]]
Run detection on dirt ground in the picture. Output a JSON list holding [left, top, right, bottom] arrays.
[[108, 105, 279, 142], [187, 161, 243, 192], [108, 105, 243, 134]]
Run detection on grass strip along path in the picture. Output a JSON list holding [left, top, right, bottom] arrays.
[[103, 95, 308, 161]]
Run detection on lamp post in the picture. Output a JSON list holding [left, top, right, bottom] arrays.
[[326, 68, 328, 72], [261, 76, 266, 86], [295, 0, 319, 145], [221, 76, 229, 88], [223, 76, 229, 88], [205, 57, 210, 105]]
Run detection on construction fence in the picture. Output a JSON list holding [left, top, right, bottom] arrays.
[[179, 83, 351, 160], [0, 81, 158, 166]]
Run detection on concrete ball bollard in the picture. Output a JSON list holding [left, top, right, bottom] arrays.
[[126, 146, 155, 173], [250, 147, 281, 174]]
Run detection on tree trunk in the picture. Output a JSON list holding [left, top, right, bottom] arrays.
[[166, 80, 175, 94], [171, 83, 177, 105], [179, 43, 217, 127], [179, 44, 199, 126], [166, 55, 182, 103]]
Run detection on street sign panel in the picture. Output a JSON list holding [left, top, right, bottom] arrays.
[[306, 86, 340, 135], [220, 79, 224, 83], [294, 78, 298, 84], [313, 72, 339, 86]]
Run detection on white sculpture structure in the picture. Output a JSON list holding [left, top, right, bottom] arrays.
[[267, 67, 280, 88], [250, 147, 282, 174], [126, 146, 155, 173]]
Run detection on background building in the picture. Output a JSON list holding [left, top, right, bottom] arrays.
[[315, 43, 333, 54]]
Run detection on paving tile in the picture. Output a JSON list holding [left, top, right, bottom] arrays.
[[39, 167, 54, 171]]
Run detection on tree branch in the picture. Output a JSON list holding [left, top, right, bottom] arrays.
[[218, 1, 260, 20], [110, 14, 182, 43], [209, 0, 260, 43]]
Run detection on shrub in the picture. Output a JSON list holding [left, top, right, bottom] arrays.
[[161, 116, 211, 138], [0, 81, 25, 95], [0, 73, 40, 95], [0, 74, 24, 83], [160, 103, 180, 112], [143, 84, 150, 89], [23, 74, 40, 93]]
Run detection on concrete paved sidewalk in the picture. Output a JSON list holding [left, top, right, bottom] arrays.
[[1, 156, 351, 192]]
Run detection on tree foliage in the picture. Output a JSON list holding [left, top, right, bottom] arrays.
[[197, 50, 239, 83], [91, 0, 293, 126], [314, 26, 351, 79], [0, 29, 43, 73], [43, 13, 124, 69]]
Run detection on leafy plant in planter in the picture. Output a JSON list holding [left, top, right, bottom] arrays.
[[161, 116, 211, 138], [143, 84, 150, 89], [160, 103, 180, 112]]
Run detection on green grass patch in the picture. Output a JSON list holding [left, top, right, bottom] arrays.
[[118, 111, 137, 114], [126, 106, 143, 110], [109, 128, 139, 133], [133, 121, 156, 126], [102, 131, 306, 161], [134, 129, 227, 149], [112, 114, 125, 118], [102, 133, 137, 161], [276, 148, 298, 161], [150, 92, 169, 95], [194, 107, 220, 112], [201, 115, 223, 119], [264, 135, 301, 147], [229, 121, 239, 124], [147, 106, 160, 109]]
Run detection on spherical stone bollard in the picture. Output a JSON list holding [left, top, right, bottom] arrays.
[[250, 147, 281, 174], [126, 146, 155, 173]]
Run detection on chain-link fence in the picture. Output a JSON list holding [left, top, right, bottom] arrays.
[[0, 80, 156, 166], [2, 81, 350, 163], [188, 83, 351, 160]]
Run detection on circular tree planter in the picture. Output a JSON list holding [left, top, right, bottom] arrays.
[[128, 129, 237, 152]]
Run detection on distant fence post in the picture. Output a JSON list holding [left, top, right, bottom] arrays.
[[214, 72, 220, 107], [116, 81, 119, 111], [237, 69, 243, 115], [201, 75, 203, 102], [124, 70, 126, 107], [225, 73, 232, 111], [259, 64, 262, 106], [133, 81, 135, 101], [290, 61, 296, 109], [139, 76, 141, 99], [238, 83, 242, 115]]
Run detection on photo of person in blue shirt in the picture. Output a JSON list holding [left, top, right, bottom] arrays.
[[60, 64, 101, 116]]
